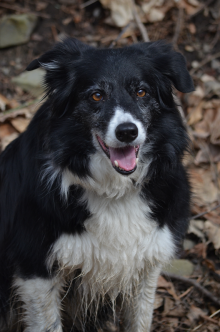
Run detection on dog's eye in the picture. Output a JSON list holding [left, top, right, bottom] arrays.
[[92, 93, 103, 101], [137, 89, 146, 97]]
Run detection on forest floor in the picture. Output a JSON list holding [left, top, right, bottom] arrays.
[[0, 0, 220, 331]]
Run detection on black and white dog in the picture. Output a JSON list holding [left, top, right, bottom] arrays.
[[0, 39, 194, 332]]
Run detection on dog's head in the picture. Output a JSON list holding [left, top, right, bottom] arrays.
[[27, 39, 193, 191]]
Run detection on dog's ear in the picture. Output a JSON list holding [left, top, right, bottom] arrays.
[[26, 38, 91, 72], [135, 42, 194, 93], [26, 38, 92, 116]]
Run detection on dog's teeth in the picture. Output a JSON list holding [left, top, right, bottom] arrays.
[[136, 158, 139, 164], [114, 160, 119, 167]]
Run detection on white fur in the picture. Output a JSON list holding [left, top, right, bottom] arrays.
[[48, 188, 175, 306], [124, 265, 162, 332], [14, 277, 63, 332], [40, 60, 59, 70], [105, 107, 146, 148], [61, 144, 151, 200]]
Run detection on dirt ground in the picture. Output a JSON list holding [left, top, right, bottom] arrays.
[[0, 0, 220, 331]]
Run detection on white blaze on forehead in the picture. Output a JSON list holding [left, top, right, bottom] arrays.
[[105, 107, 146, 146]]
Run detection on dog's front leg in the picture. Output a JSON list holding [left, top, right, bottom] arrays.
[[14, 276, 63, 332], [124, 265, 161, 332]]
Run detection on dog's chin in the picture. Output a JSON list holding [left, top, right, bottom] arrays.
[[96, 135, 139, 176]]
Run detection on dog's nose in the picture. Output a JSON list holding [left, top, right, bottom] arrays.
[[115, 122, 138, 143]]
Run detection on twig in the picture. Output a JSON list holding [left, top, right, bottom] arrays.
[[190, 51, 220, 75], [0, 2, 29, 12], [191, 203, 220, 220], [51, 25, 58, 42], [192, 309, 220, 331], [0, 2, 50, 19], [210, 19, 220, 49], [80, 0, 98, 9], [130, 0, 149, 42], [189, 0, 216, 19], [109, 23, 132, 48], [162, 273, 220, 307], [172, 6, 184, 49]]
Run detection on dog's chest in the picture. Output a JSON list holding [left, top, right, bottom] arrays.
[[50, 189, 174, 295]]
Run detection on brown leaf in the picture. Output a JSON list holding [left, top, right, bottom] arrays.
[[204, 221, 220, 249], [194, 145, 209, 165], [188, 23, 196, 34], [193, 120, 210, 138], [154, 294, 164, 309], [188, 219, 206, 240], [202, 259, 216, 272], [187, 305, 206, 322], [187, 101, 203, 126], [10, 117, 30, 133], [36, 2, 48, 11], [189, 168, 219, 206], [0, 108, 32, 123], [0, 123, 17, 138], [0, 94, 17, 111], [210, 108, 220, 145], [187, 86, 205, 107], [157, 275, 173, 289], [190, 242, 207, 258], [0, 94, 10, 111]]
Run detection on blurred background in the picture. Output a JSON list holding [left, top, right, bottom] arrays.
[[0, 0, 220, 331]]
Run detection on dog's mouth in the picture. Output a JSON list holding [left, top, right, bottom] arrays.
[[97, 136, 139, 175]]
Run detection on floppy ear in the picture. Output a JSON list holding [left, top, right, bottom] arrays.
[[26, 38, 91, 72], [26, 38, 92, 116], [136, 41, 194, 93]]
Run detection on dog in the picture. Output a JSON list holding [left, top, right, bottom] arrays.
[[0, 38, 194, 332]]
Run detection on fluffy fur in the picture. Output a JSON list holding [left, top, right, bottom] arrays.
[[0, 38, 194, 332]]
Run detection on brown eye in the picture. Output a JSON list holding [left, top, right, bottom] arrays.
[[92, 92, 103, 101], [137, 89, 146, 97]]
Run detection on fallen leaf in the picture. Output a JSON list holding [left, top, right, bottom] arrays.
[[204, 221, 220, 249], [36, 2, 48, 11], [188, 219, 206, 240], [157, 275, 179, 300], [193, 120, 210, 138], [187, 0, 200, 7], [1, 132, 19, 150], [10, 117, 30, 133], [0, 123, 17, 138], [157, 275, 173, 289], [210, 108, 220, 145], [185, 45, 194, 52], [202, 258, 216, 271], [187, 101, 203, 126], [189, 168, 219, 206], [201, 74, 215, 83], [187, 86, 205, 107], [190, 242, 207, 258], [187, 305, 206, 322], [0, 94, 10, 111], [188, 23, 196, 34], [0, 108, 33, 123], [154, 294, 163, 309]]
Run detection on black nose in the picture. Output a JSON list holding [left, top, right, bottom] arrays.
[[115, 122, 138, 143]]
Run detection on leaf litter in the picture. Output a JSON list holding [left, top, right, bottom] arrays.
[[0, 0, 220, 331]]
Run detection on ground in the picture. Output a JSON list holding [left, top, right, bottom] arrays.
[[0, 0, 220, 331]]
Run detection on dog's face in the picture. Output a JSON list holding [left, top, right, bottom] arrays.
[[27, 39, 194, 182]]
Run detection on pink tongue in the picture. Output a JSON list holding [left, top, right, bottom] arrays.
[[109, 146, 136, 171]]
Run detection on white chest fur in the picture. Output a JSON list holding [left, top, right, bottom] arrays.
[[48, 188, 174, 301]]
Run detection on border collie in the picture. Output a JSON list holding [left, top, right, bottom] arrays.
[[0, 38, 194, 332]]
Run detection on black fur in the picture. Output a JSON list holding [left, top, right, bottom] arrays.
[[0, 38, 193, 331]]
